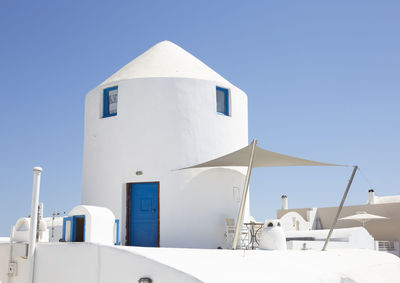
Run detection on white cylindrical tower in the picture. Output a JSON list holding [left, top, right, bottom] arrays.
[[82, 41, 249, 248]]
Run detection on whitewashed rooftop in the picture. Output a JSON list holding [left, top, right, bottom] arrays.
[[372, 195, 400, 204], [101, 41, 234, 87], [119, 246, 400, 283]]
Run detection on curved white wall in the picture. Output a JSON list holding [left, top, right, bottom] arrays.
[[279, 211, 311, 231], [82, 77, 249, 248]]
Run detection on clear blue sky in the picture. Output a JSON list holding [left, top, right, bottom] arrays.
[[0, 1, 399, 235]]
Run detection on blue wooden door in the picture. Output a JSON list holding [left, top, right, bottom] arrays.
[[129, 182, 159, 247]]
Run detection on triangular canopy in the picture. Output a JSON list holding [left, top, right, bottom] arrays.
[[101, 41, 235, 87], [179, 140, 346, 250], [180, 143, 342, 169]]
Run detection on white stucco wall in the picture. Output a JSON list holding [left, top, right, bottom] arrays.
[[2, 242, 400, 283], [33, 243, 201, 283], [0, 243, 29, 283], [43, 216, 64, 242], [0, 243, 9, 283], [82, 77, 249, 248], [286, 227, 375, 250], [30, 243, 400, 283]]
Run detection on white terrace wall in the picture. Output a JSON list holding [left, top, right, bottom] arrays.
[[285, 227, 375, 251], [33, 243, 400, 283], [33, 243, 201, 283], [82, 77, 249, 248], [0, 243, 10, 283], [0, 243, 29, 283]]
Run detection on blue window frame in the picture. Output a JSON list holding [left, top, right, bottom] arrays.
[[103, 86, 118, 118], [114, 219, 120, 245], [216, 87, 229, 116], [62, 216, 73, 242], [62, 215, 85, 242]]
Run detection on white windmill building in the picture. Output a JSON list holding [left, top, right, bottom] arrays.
[[82, 41, 250, 248]]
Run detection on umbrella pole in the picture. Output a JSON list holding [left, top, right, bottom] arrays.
[[322, 165, 358, 251], [232, 139, 257, 250]]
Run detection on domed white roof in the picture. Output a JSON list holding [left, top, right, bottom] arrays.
[[100, 41, 234, 87], [372, 195, 400, 204]]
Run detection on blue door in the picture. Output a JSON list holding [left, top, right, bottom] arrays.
[[129, 182, 159, 247]]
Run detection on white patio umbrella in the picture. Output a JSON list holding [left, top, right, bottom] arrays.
[[339, 211, 388, 227]]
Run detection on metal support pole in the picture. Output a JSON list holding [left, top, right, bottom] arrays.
[[322, 165, 358, 251], [232, 139, 257, 250], [28, 167, 43, 283], [36, 203, 43, 241]]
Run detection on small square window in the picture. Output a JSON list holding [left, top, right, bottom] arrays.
[[103, 86, 118, 118], [216, 87, 229, 116]]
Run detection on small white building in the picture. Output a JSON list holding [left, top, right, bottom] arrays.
[[82, 41, 250, 248], [278, 191, 400, 256], [63, 205, 117, 245]]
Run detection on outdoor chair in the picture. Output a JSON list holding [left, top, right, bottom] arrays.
[[224, 218, 249, 249]]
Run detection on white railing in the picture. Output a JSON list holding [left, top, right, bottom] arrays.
[[378, 241, 395, 251], [375, 240, 399, 257]]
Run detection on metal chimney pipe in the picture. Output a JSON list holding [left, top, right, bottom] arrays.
[[368, 189, 375, 204], [28, 167, 42, 283], [281, 195, 288, 210]]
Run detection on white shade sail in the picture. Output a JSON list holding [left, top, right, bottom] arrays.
[[180, 143, 342, 169], [178, 139, 346, 250]]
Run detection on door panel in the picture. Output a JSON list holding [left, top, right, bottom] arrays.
[[73, 216, 85, 242], [129, 182, 159, 247]]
